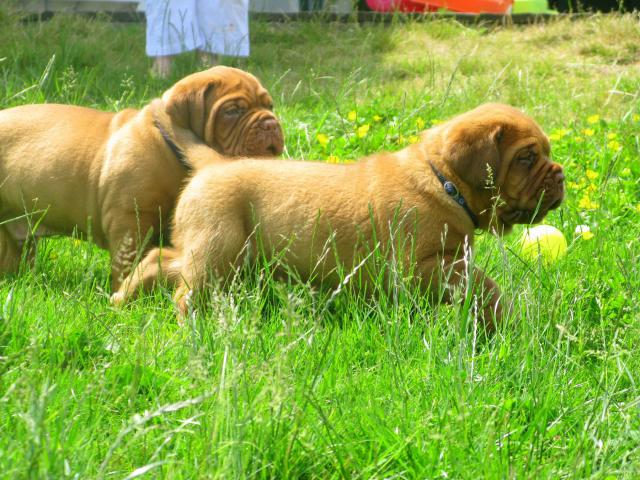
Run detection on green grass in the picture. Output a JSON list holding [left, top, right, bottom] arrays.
[[1, 7, 640, 478]]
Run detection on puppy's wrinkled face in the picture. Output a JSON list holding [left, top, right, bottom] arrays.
[[162, 66, 284, 157], [439, 103, 565, 233], [495, 121, 564, 232]]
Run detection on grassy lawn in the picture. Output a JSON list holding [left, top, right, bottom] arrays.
[[1, 8, 640, 478]]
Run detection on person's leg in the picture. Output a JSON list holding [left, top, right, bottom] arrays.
[[152, 56, 173, 78], [195, 0, 250, 58], [146, 0, 200, 77]]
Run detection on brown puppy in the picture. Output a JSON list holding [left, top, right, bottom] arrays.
[[113, 103, 564, 329], [0, 66, 284, 288]]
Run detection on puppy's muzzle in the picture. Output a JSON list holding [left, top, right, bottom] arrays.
[[242, 113, 284, 156], [527, 162, 565, 223], [540, 162, 565, 211], [501, 161, 565, 227]]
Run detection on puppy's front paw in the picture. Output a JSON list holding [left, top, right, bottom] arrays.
[[479, 278, 502, 333], [110, 291, 125, 306], [174, 287, 194, 327]]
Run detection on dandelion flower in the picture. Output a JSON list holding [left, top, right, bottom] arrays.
[[357, 124, 370, 138], [633, 114, 639, 122], [408, 135, 420, 144], [578, 195, 599, 210], [549, 129, 569, 141], [347, 111, 357, 122], [582, 128, 595, 136], [585, 169, 599, 181], [327, 155, 340, 163], [373, 115, 382, 122], [416, 117, 425, 129], [575, 224, 594, 240], [587, 114, 600, 124], [316, 133, 329, 147], [607, 139, 621, 151]]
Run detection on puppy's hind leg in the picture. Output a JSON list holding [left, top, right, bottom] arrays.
[[0, 225, 23, 274], [110, 246, 182, 306], [172, 226, 249, 323], [172, 249, 212, 324]]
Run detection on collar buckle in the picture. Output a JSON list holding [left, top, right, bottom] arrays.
[[429, 162, 480, 229]]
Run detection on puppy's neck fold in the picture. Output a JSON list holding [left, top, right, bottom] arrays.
[[150, 99, 226, 171]]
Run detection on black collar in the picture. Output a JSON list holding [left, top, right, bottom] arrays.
[[153, 117, 192, 172], [429, 162, 480, 229]]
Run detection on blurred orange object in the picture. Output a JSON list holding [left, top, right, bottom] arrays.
[[413, 0, 513, 13]]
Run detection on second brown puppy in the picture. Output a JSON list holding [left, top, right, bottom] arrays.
[[113, 103, 565, 328], [0, 66, 283, 289]]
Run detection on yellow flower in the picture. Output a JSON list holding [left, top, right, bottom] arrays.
[[585, 169, 599, 181], [357, 124, 370, 138], [415, 117, 425, 130], [608, 140, 621, 151], [567, 181, 581, 190], [633, 114, 639, 122], [635, 204, 640, 213], [575, 225, 594, 240], [607, 132, 617, 140], [578, 195, 599, 210], [408, 135, 420, 144], [587, 114, 600, 124], [621, 167, 631, 176], [549, 128, 569, 141], [316, 133, 329, 147], [373, 115, 382, 122], [583, 128, 595, 136], [587, 183, 597, 193], [347, 111, 357, 122], [397, 135, 405, 144], [327, 155, 340, 163]]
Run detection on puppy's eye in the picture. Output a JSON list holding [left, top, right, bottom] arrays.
[[224, 107, 246, 117], [518, 150, 537, 167]]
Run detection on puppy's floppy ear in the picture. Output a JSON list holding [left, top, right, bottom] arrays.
[[162, 78, 218, 142], [444, 124, 502, 190]]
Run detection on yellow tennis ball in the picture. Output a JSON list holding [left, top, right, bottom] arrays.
[[520, 225, 567, 264]]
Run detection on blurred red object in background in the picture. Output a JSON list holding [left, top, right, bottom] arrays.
[[366, 0, 436, 13], [366, 0, 513, 13], [411, 0, 513, 13]]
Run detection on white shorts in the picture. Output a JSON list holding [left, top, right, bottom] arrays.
[[145, 0, 249, 57]]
